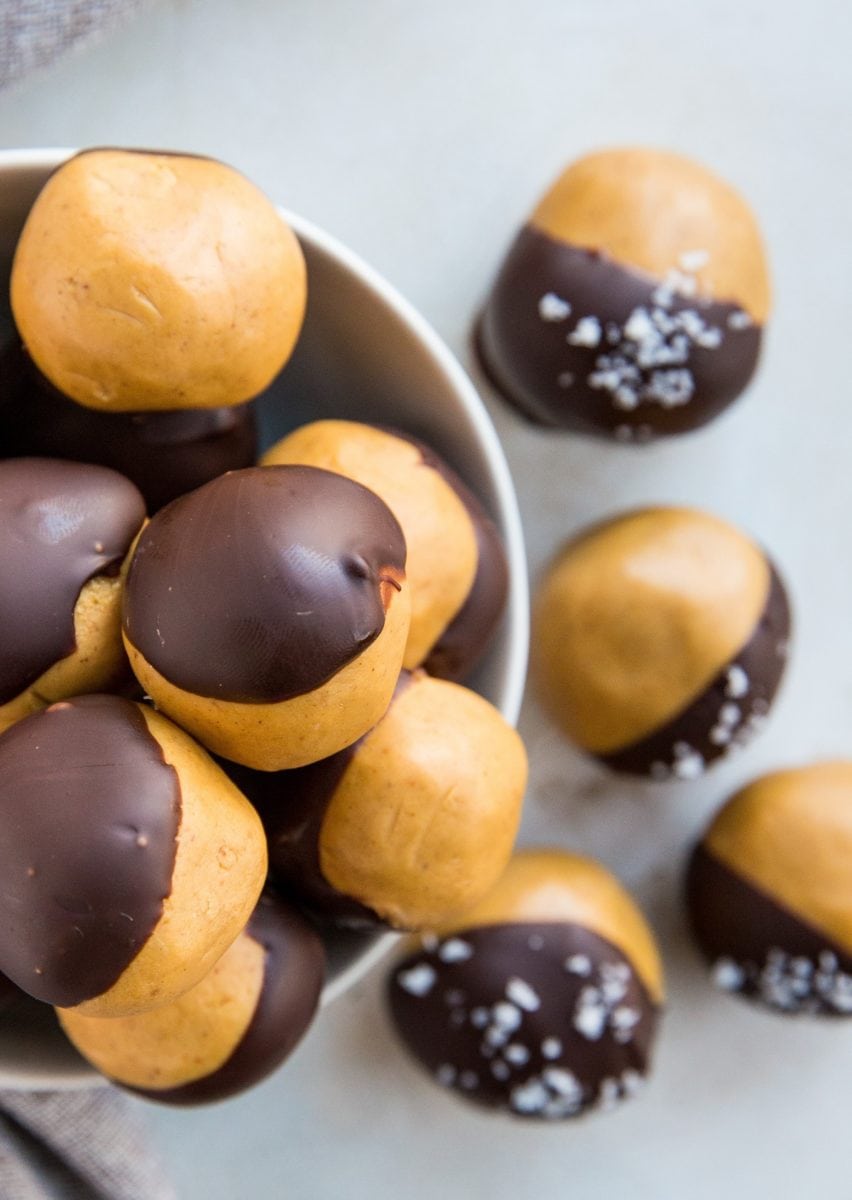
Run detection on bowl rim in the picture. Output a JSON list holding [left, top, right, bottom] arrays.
[[0, 146, 530, 1087]]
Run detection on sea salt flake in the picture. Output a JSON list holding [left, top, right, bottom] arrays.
[[725, 665, 749, 699], [491, 1001, 522, 1031], [719, 702, 741, 728], [565, 954, 592, 976], [506, 977, 541, 1012], [728, 309, 753, 330], [527, 934, 546, 951], [504, 1043, 530, 1066], [574, 997, 607, 1041], [397, 963, 436, 997], [712, 957, 746, 991], [491, 1060, 511, 1081], [672, 751, 705, 780], [436, 1063, 456, 1086], [621, 1069, 644, 1096], [510, 1079, 549, 1114], [539, 292, 572, 322], [543, 1068, 583, 1100], [679, 249, 710, 272], [709, 725, 731, 746], [459, 1070, 479, 1090], [598, 1078, 622, 1111], [439, 938, 473, 963], [541, 1037, 562, 1059], [470, 1007, 490, 1029], [568, 316, 602, 347]]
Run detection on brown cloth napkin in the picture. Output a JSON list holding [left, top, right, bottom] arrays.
[[0, 0, 151, 89], [0, 1089, 177, 1200]]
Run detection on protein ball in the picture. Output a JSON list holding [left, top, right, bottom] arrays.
[[533, 506, 790, 778], [476, 147, 769, 440], [11, 149, 306, 412], [686, 762, 852, 1015], [0, 695, 267, 1017], [387, 849, 664, 1118], [122, 465, 410, 770]]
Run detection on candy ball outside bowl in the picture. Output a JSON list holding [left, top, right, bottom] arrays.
[[0, 147, 529, 1089]]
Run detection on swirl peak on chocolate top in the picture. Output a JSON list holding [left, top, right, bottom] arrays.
[[0, 457, 146, 705], [123, 465, 407, 703], [0, 695, 180, 1008]]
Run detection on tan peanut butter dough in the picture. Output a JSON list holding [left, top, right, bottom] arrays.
[[72, 705, 267, 1018], [531, 147, 770, 321], [703, 762, 852, 956], [318, 673, 527, 929], [533, 507, 770, 754], [0, 572, 130, 734], [11, 149, 306, 411], [261, 421, 478, 670], [59, 932, 265, 1088]]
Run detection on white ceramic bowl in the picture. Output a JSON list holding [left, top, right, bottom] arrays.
[[0, 148, 529, 1088]]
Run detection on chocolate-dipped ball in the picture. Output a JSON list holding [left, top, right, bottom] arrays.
[[57, 890, 325, 1105], [11, 149, 306, 412], [0, 457, 146, 732], [533, 507, 790, 778], [261, 420, 508, 680], [0, 695, 267, 1017], [123, 465, 410, 771], [234, 671, 527, 929], [387, 849, 663, 1118], [0, 339, 257, 512], [687, 763, 852, 1015], [477, 148, 769, 440]]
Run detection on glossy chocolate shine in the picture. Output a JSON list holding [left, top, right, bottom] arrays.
[[687, 844, 852, 1015], [602, 564, 790, 778], [389, 923, 659, 1118], [136, 891, 325, 1105], [123, 465, 407, 703], [0, 340, 257, 513], [0, 695, 181, 1007], [0, 457, 146, 704], [477, 228, 762, 439]]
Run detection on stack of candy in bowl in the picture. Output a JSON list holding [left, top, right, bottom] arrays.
[[0, 148, 525, 1104]]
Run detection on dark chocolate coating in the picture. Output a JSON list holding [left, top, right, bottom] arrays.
[[130, 890, 325, 1105], [231, 672, 414, 928], [397, 436, 508, 683], [476, 228, 762, 440], [686, 844, 852, 1015], [0, 340, 257, 514], [0, 695, 180, 1007], [0, 457, 146, 705], [601, 564, 790, 779], [388, 922, 659, 1118], [123, 465, 407, 703]]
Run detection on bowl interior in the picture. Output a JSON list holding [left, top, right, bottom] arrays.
[[0, 150, 529, 1087]]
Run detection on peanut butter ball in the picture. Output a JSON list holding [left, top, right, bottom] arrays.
[[533, 507, 790, 778], [123, 465, 410, 770], [387, 849, 664, 1119], [234, 671, 527, 930], [58, 890, 325, 1105], [0, 338, 257, 513], [262, 420, 507, 681], [0, 695, 267, 1017], [687, 763, 852, 1015], [0, 458, 146, 733], [477, 147, 770, 440], [11, 149, 306, 412]]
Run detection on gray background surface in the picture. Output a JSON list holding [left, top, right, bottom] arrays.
[[1, 2, 850, 1196]]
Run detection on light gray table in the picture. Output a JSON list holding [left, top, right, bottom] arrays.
[[1, 2, 850, 1196]]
